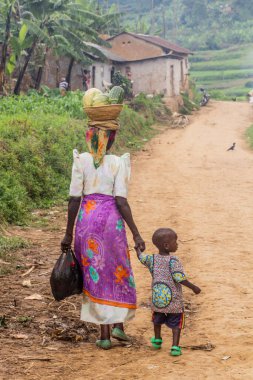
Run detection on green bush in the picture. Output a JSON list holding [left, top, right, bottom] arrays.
[[179, 87, 200, 115], [0, 90, 84, 119], [130, 93, 171, 123], [112, 71, 132, 98], [0, 113, 86, 224]]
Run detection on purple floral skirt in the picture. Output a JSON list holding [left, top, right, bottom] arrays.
[[74, 194, 136, 310]]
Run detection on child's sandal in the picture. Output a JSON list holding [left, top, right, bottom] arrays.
[[170, 346, 182, 356], [150, 337, 163, 349]]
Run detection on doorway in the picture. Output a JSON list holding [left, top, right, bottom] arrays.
[[170, 65, 175, 96]]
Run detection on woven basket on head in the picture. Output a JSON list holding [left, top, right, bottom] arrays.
[[84, 104, 123, 121]]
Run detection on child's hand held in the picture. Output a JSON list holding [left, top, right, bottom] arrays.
[[193, 286, 201, 295]]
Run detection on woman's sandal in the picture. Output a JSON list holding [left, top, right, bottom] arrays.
[[111, 327, 131, 342], [96, 339, 112, 350], [170, 346, 182, 356], [150, 337, 163, 349]]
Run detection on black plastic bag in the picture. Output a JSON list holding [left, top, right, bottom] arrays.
[[50, 248, 83, 301]]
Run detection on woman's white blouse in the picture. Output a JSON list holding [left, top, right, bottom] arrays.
[[69, 150, 131, 198]]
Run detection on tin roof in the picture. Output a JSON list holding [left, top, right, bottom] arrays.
[[85, 42, 126, 62], [107, 32, 192, 55]]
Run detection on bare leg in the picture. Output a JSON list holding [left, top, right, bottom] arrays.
[[154, 324, 162, 340], [172, 328, 181, 346], [100, 324, 110, 340], [113, 322, 124, 331]]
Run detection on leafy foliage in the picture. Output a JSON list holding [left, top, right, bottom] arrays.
[[112, 71, 132, 98], [0, 89, 85, 118], [0, 0, 117, 95], [129, 93, 171, 123]]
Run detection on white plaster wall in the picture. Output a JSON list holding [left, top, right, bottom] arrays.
[[86, 57, 189, 96], [126, 58, 168, 95], [89, 62, 113, 90], [166, 58, 182, 96]]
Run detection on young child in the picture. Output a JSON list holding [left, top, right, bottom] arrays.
[[136, 228, 201, 356], [59, 77, 68, 96]]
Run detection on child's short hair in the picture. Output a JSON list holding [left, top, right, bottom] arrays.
[[152, 228, 176, 249]]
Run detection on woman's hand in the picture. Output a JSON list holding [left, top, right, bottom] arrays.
[[61, 233, 72, 252], [133, 234, 145, 252]]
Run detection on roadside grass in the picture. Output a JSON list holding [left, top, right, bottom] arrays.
[[0, 236, 30, 276], [246, 125, 253, 150], [0, 89, 84, 119]]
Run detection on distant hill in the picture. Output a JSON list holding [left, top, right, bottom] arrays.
[[99, 1, 253, 51]]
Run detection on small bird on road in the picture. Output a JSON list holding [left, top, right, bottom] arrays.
[[227, 142, 236, 151]]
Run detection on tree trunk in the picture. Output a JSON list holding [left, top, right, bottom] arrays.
[[56, 58, 60, 87], [13, 40, 37, 95], [65, 57, 75, 90], [35, 66, 43, 90], [34, 46, 47, 90], [0, 5, 12, 95]]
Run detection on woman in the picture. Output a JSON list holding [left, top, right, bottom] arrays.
[[61, 124, 145, 349]]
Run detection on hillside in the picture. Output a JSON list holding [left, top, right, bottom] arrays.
[[190, 44, 253, 100], [102, 0, 253, 51]]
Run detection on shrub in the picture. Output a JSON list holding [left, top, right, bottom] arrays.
[[112, 71, 132, 98], [0, 113, 86, 224], [0, 90, 84, 119], [130, 93, 171, 123], [179, 87, 200, 115]]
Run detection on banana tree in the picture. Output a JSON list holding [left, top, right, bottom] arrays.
[[6, 22, 29, 76], [0, 0, 17, 94], [13, 0, 108, 94]]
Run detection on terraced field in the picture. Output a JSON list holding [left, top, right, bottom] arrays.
[[190, 44, 253, 100]]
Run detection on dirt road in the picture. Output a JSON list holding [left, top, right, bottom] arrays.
[[1, 101, 253, 379]]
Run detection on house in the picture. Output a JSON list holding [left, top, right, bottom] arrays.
[[86, 32, 192, 103], [40, 32, 191, 108]]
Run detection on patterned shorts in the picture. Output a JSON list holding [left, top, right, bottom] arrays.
[[152, 312, 185, 329]]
